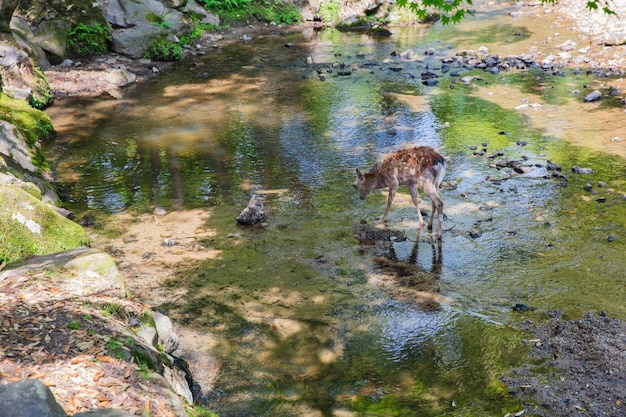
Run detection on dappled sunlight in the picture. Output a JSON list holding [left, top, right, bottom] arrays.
[[474, 84, 626, 158], [389, 92, 430, 113]]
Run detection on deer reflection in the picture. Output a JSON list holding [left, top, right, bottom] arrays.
[[371, 233, 443, 311]]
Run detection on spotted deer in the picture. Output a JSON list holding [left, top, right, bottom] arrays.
[[355, 146, 446, 239]]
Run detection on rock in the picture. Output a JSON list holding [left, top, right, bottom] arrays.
[[400, 49, 417, 60], [105, 67, 137, 87], [152, 311, 180, 353], [469, 230, 481, 239], [0, 379, 67, 417], [0, 43, 50, 106], [602, 32, 626, 46], [572, 166, 594, 174], [32, 19, 71, 60], [103, 0, 189, 58], [181, 0, 220, 27], [583, 90, 602, 102], [0, 248, 125, 297], [236, 194, 267, 225], [10, 18, 50, 69], [74, 409, 136, 416], [557, 39, 576, 51]]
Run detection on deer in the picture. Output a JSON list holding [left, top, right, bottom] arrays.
[[355, 146, 446, 240]]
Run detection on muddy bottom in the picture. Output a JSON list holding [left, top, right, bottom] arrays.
[[504, 311, 626, 416]]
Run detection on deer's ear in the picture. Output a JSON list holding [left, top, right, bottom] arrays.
[[355, 168, 363, 180], [369, 163, 379, 174]]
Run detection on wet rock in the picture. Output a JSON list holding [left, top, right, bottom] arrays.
[[583, 90, 602, 102], [469, 230, 481, 239], [236, 194, 267, 225], [546, 160, 561, 171], [400, 49, 417, 60], [354, 224, 407, 243], [80, 214, 96, 226], [422, 78, 439, 86], [572, 166, 593, 174], [513, 303, 536, 312], [607, 235, 617, 242]]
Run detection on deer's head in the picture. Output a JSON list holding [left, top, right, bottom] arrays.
[[355, 163, 379, 200]]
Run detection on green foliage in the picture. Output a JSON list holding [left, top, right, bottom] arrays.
[[185, 405, 220, 417], [317, 1, 340, 23], [396, 0, 473, 24], [179, 22, 215, 46], [101, 303, 127, 320], [144, 38, 183, 61], [198, 0, 252, 13], [68, 23, 111, 57], [251, 1, 302, 24], [106, 336, 128, 360], [67, 320, 82, 330]]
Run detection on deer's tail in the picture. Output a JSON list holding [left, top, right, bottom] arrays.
[[433, 155, 446, 188]]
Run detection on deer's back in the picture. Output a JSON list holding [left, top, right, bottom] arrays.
[[380, 146, 444, 185]]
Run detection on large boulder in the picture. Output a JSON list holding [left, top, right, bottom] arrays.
[[0, 379, 67, 417], [103, 0, 190, 58], [0, 41, 52, 107]]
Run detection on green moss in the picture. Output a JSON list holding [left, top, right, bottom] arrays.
[[0, 186, 89, 264], [29, 67, 53, 109], [0, 93, 54, 146]]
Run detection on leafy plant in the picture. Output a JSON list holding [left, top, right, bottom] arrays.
[[251, 1, 302, 24], [68, 23, 111, 57], [144, 38, 183, 61], [67, 320, 81, 330], [106, 337, 127, 360], [317, 1, 340, 23], [101, 303, 126, 320], [199, 0, 252, 13]]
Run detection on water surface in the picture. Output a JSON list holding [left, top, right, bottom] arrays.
[[44, 8, 626, 416]]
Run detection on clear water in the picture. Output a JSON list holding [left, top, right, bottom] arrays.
[[44, 9, 626, 416]]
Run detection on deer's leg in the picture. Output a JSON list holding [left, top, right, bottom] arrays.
[[423, 182, 444, 240], [408, 184, 425, 228], [382, 184, 398, 222]]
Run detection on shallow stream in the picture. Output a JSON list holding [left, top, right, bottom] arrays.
[[44, 5, 626, 416]]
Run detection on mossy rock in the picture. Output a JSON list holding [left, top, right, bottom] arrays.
[[0, 185, 89, 264]]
